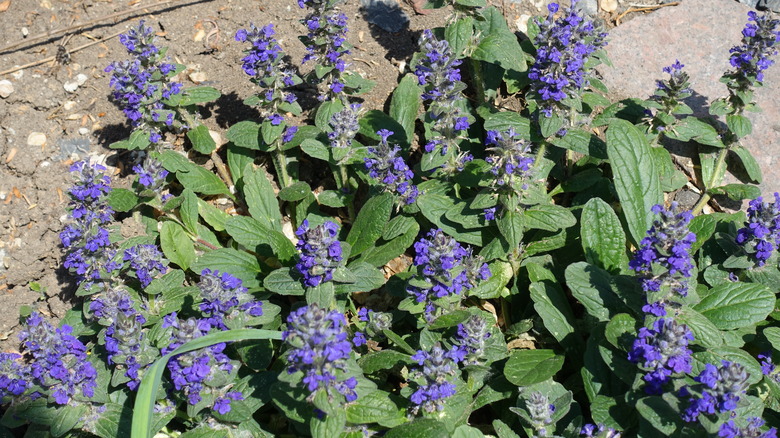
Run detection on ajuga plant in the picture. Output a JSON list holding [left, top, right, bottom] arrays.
[[6, 2, 780, 438]]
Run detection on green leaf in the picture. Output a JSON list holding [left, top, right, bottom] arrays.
[[504, 349, 564, 386], [606, 120, 662, 246], [176, 165, 230, 196], [315, 100, 345, 130], [160, 221, 195, 270], [347, 193, 394, 257], [693, 283, 774, 330], [692, 347, 763, 385], [636, 395, 682, 435], [471, 8, 525, 73], [359, 110, 406, 145], [132, 329, 283, 438], [581, 198, 627, 272], [497, 210, 523, 248], [243, 164, 284, 232], [551, 128, 608, 159], [727, 114, 752, 139], [665, 117, 724, 147], [732, 145, 763, 184], [346, 391, 405, 424], [226, 121, 263, 150], [358, 218, 419, 267], [444, 17, 473, 58], [108, 188, 139, 212], [539, 113, 563, 138], [178, 86, 220, 105], [676, 307, 725, 348], [278, 181, 311, 202], [481, 109, 532, 139], [264, 268, 305, 295], [416, 193, 484, 246], [91, 403, 133, 438], [224, 216, 296, 263], [523, 204, 576, 232], [384, 419, 449, 438], [51, 405, 88, 437], [470, 260, 512, 299], [529, 281, 577, 350], [145, 270, 185, 295], [565, 262, 632, 322], [197, 198, 229, 231], [191, 248, 263, 289], [300, 138, 330, 162], [186, 124, 216, 154], [710, 183, 761, 201], [110, 129, 152, 150], [390, 74, 421, 146], [311, 400, 346, 438], [335, 262, 386, 294], [358, 350, 411, 374]]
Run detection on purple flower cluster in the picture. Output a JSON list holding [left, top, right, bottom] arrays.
[[61, 162, 119, 287], [198, 268, 263, 330], [629, 203, 696, 316], [726, 11, 780, 94], [295, 220, 343, 287], [413, 29, 472, 172], [719, 417, 778, 438], [133, 157, 168, 196], [298, 0, 351, 99], [759, 352, 780, 384], [528, 2, 607, 117], [283, 304, 357, 402], [91, 289, 153, 391], [406, 229, 491, 320], [682, 360, 749, 423], [484, 128, 536, 218], [735, 193, 780, 267], [19, 312, 97, 405], [236, 23, 298, 127], [355, 308, 392, 340], [123, 244, 167, 287], [329, 103, 361, 151], [526, 391, 555, 435], [106, 21, 182, 143], [162, 313, 242, 414], [628, 318, 694, 395], [454, 315, 491, 366], [408, 343, 464, 414], [655, 60, 692, 100], [365, 129, 419, 205], [581, 424, 622, 438], [0, 353, 30, 402]]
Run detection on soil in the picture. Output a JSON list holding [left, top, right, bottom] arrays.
[[0, 0, 677, 352]]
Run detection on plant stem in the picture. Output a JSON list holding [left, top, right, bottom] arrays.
[[273, 146, 292, 188], [339, 164, 356, 223], [691, 146, 729, 215], [470, 58, 486, 104]]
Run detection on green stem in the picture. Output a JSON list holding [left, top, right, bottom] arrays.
[[273, 146, 292, 189], [470, 58, 486, 104], [691, 146, 729, 215]]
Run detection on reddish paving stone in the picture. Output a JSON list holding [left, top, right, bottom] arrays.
[[596, 0, 780, 197]]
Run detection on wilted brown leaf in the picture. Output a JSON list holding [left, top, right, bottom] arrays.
[[0, 0, 11, 12]]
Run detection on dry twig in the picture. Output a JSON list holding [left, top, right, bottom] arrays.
[[615, 2, 680, 26]]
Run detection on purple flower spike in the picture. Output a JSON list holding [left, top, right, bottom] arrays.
[[283, 304, 357, 402], [408, 343, 464, 414], [364, 129, 419, 205], [630, 202, 696, 315], [198, 268, 263, 330], [735, 193, 780, 267], [628, 318, 694, 395], [528, 2, 607, 118], [682, 360, 749, 423], [295, 220, 343, 288]]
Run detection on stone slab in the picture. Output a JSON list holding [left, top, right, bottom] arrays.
[[596, 0, 780, 197]]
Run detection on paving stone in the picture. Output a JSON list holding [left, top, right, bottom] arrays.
[[597, 0, 780, 197]]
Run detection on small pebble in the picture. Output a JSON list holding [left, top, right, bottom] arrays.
[[63, 81, 79, 93], [11, 70, 23, 80], [600, 0, 618, 12], [63, 101, 77, 110], [0, 80, 13, 98], [209, 130, 224, 147], [78, 127, 90, 135], [516, 14, 531, 33], [76, 73, 88, 86], [189, 71, 207, 83], [27, 132, 46, 147], [21, 27, 28, 37]]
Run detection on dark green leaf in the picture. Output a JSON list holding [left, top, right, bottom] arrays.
[[581, 198, 627, 272], [416, 193, 484, 246], [530, 281, 577, 350], [224, 216, 296, 262], [384, 419, 449, 438], [606, 120, 663, 246], [226, 121, 263, 150], [523, 204, 576, 232], [264, 268, 305, 295], [243, 164, 284, 232], [566, 262, 631, 322], [191, 248, 263, 288], [497, 210, 523, 248], [551, 128, 607, 159], [693, 283, 774, 330], [178, 86, 220, 105], [732, 146, 763, 184], [359, 110, 406, 145], [186, 124, 217, 154], [160, 221, 195, 270], [710, 184, 761, 201], [539, 113, 563, 138], [727, 114, 752, 139], [108, 188, 139, 212], [390, 74, 422, 145], [176, 166, 230, 196], [504, 349, 564, 386], [347, 193, 394, 257], [278, 181, 311, 202]]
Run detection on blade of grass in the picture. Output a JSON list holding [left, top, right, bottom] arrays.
[[131, 328, 283, 438]]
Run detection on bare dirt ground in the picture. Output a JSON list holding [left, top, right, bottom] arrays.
[[0, 0, 676, 351]]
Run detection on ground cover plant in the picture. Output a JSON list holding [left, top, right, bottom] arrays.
[[1, 0, 780, 437]]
